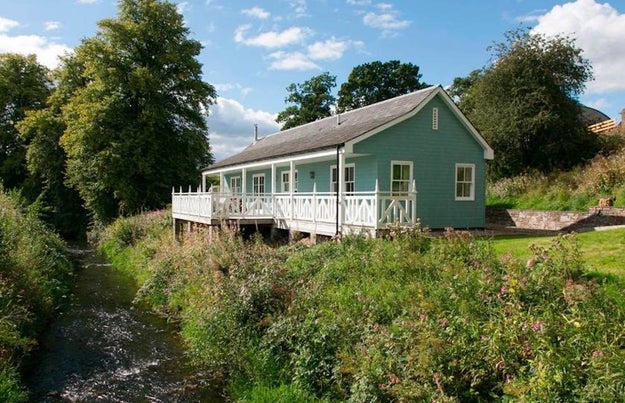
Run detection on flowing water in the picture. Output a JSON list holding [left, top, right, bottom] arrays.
[[25, 246, 222, 402]]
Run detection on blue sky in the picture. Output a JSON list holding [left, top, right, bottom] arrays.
[[1, 0, 624, 161]]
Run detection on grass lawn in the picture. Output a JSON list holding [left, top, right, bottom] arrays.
[[491, 228, 625, 280]]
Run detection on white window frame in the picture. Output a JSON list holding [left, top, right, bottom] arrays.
[[230, 176, 241, 194], [455, 163, 475, 201], [432, 107, 439, 130], [294, 170, 298, 192], [331, 164, 355, 193], [281, 171, 290, 193], [281, 170, 298, 193], [390, 160, 413, 195], [252, 174, 265, 195]]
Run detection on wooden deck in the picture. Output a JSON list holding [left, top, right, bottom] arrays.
[[172, 189, 417, 237]]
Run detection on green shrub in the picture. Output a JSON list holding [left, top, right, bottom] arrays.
[[0, 190, 74, 400], [487, 147, 625, 210], [102, 210, 625, 401]]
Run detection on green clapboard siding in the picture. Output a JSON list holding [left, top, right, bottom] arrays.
[[353, 94, 487, 228]]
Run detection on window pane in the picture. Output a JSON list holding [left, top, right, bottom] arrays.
[[401, 165, 410, 180]]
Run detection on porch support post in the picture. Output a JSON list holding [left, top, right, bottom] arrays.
[[242, 168, 247, 195], [271, 163, 276, 217], [338, 147, 345, 233], [411, 179, 417, 225], [201, 173, 207, 192], [374, 179, 380, 230], [289, 160, 295, 220], [219, 172, 225, 194]]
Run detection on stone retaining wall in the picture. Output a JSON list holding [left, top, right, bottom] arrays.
[[486, 207, 625, 231]]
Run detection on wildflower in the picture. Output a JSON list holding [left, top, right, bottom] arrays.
[[531, 320, 545, 332], [498, 285, 508, 299], [592, 350, 604, 359]]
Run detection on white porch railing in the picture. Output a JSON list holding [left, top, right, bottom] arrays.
[[172, 185, 417, 231]]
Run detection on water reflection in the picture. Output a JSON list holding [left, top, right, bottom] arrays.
[[26, 247, 220, 402]]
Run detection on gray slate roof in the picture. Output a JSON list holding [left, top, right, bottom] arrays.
[[208, 85, 440, 170]]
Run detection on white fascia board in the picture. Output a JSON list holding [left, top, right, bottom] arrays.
[[203, 148, 338, 175]]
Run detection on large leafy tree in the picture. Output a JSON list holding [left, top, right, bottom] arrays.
[[337, 60, 428, 112], [60, 0, 216, 222], [457, 29, 598, 179], [17, 55, 89, 237], [276, 72, 336, 130], [0, 54, 51, 192]]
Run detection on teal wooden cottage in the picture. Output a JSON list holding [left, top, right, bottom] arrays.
[[172, 85, 494, 237]]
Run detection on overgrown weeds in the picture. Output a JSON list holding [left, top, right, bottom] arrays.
[[100, 212, 625, 401], [488, 143, 625, 210], [0, 190, 74, 401]]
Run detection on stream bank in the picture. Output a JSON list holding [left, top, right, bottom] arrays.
[[25, 246, 221, 402]]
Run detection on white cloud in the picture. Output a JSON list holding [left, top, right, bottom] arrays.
[[362, 3, 411, 36], [177, 1, 190, 14], [289, 0, 308, 18], [532, 0, 625, 94], [268, 51, 320, 71], [307, 37, 349, 60], [214, 82, 253, 97], [0, 19, 71, 68], [241, 6, 270, 19], [0, 16, 19, 32], [208, 97, 280, 160], [234, 25, 311, 48], [45, 21, 62, 31]]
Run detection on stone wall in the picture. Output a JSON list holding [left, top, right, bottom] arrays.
[[486, 207, 625, 231]]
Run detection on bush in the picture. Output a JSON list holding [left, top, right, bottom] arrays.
[[101, 211, 625, 401], [0, 190, 74, 401], [487, 147, 625, 210]]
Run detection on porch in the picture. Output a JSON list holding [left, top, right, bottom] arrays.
[[172, 184, 417, 237]]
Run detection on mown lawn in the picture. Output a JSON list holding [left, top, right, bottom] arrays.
[[491, 228, 625, 279]]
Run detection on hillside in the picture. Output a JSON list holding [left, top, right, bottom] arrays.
[[487, 141, 625, 211]]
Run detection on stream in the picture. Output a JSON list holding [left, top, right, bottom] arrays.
[[25, 246, 222, 402]]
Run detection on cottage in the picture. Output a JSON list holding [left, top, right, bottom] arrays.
[[172, 85, 494, 238]]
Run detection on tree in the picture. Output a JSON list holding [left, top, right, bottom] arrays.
[[337, 60, 428, 112], [457, 29, 598, 178], [59, 0, 216, 222], [16, 55, 89, 237], [0, 54, 51, 192], [276, 72, 336, 130]]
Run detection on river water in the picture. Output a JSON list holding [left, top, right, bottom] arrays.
[[25, 246, 221, 402]]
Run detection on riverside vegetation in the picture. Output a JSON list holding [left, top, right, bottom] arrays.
[[487, 139, 625, 211], [0, 190, 74, 401], [99, 210, 625, 401]]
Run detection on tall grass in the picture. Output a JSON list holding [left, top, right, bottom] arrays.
[[100, 213, 625, 401], [488, 143, 625, 210], [0, 190, 74, 401]]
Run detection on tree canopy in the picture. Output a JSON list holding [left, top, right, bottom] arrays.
[[59, 0, 216, 222], [276, 72, 336, 130], [0, 54, 51, 192], [337, 60, 428, 112], [455, 29, 598, 179]]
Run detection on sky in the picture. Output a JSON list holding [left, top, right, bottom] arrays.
[[1, 0, 624, 161]]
